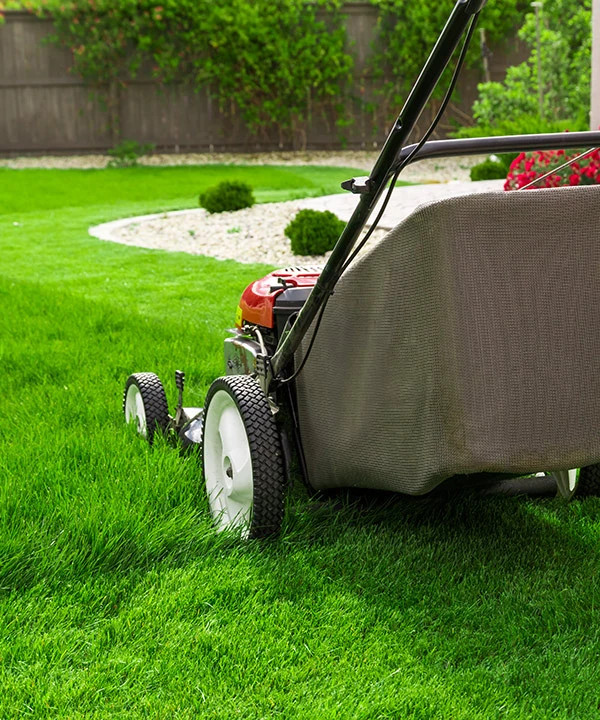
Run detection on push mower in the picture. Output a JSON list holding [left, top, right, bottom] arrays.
[[123, 0, 600, 538]]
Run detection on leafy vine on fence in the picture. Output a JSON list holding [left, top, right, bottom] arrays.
[[2, 0, 529, 144], [19, 0, 353, 147], [368, 0, 527, 122]]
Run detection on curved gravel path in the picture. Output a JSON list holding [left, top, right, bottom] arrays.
[[89, 201, 375, 266], [89, 178, 504, 267]]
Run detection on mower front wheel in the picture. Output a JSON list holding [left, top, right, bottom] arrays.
[[202, 375, 284, 539], [123, 372, 170, 445]]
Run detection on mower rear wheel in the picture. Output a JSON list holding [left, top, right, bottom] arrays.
[[123, 372, 170, 445], [577, 464, 600, 497], [202, 375, 284, 539]]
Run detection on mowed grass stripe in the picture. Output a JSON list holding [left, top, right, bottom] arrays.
[[0, 164, 379, 214]]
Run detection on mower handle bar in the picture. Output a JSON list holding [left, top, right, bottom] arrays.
[[393, 132, 600, 170]]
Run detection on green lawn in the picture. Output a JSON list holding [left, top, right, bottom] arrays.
[[1, 165, 600, 719]]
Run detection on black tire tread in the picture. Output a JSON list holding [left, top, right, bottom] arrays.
[[578, 463, 600, 497], [123, 372, 169, 445], [203, 375, 284, 539]]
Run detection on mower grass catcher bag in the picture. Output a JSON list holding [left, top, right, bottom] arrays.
[[295, 185, 600, 494]]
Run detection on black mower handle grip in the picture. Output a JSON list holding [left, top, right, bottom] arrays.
[[461, 0, 488, 14]]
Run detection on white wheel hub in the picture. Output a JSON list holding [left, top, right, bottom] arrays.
[[204, 389, 254, 536], [124, 384, 147, 437]]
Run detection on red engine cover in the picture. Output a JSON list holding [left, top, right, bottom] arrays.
[[237, 267, 321, 329]]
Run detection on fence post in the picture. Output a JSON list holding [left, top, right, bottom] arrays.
[[108, 81, 121, 147]]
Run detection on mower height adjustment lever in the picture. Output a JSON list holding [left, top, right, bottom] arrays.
[[175, 369, 185, 405], [341, 176, 372, 194], [255, 354, 271, 380], [173, 370, 186, 426]]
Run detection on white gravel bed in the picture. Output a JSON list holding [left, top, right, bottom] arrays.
[[0, 150, 485, 183], [91, 200, 389, 266], [89, 178, 503, 266]]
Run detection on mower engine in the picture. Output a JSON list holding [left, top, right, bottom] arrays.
[[225, 267, 321, 376]]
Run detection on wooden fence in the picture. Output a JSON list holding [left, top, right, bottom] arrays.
[[0, 5, 523, 155]]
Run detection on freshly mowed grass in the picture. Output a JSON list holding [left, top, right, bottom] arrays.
[[0, 164, 373, 215], [1, 165, 600, 718]]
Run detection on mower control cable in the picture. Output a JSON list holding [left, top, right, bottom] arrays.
[[248, 325, 268, 357], [277, 295, 332, 385], [277, 11, 480, 387]]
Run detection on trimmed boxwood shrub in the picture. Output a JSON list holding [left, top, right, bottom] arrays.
[[285, 209, 345, 256], [469, 158, 507, 182], [199, 181, 255, 214]]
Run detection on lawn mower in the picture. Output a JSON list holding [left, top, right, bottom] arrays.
[[123, 0, 600, 538]]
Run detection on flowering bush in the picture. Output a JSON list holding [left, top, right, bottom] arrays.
[[504, 148, 600, 191]]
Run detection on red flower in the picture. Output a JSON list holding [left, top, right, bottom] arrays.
[[504, 145, 600, 192]]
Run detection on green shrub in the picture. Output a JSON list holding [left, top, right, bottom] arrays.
[[497, 152, 520, 175], [469, 158, 507, 182], [285, 209, 345, 256], [107, 139, 154, 168], [199, 181, 255, 214]]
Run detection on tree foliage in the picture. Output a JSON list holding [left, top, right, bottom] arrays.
[[472, 0, 592, 130]]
